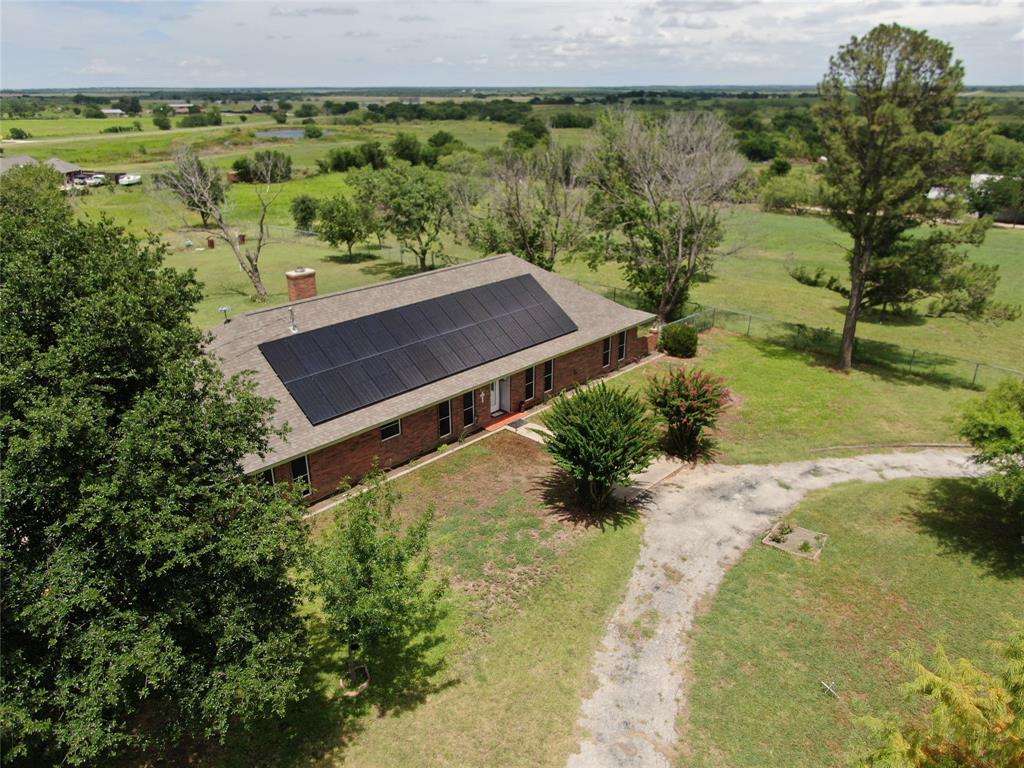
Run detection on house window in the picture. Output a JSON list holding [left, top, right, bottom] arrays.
[[617, 330, 627, 361], [602, 337, 612, 367], [259, 468, 274, 485], [462, 391, 475, 427], [381, 420, 402, 442], [290, 455, 311, 497], [543, 359, 554, 392], [524, 366, 535, 401], [438, 400, 452, 438]]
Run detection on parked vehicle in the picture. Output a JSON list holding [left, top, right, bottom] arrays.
[[118, 174, 141, 186], [84, 174, 106, 187]]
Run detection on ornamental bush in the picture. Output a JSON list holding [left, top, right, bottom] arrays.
[[646, 368, 731, 460], [543, 382, 659, 510], [659, 322, 699, 358], [959, 378, 1024, 505]]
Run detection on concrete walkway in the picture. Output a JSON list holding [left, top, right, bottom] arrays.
[[566, 449, 986, 768]]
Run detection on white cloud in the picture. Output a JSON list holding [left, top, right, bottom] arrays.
[[177, 55, 222, 68], [269, 5, 358, 17], [2, 0, 1021, 88], [77, 58, 124, 75]]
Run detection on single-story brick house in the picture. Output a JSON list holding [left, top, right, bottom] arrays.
[[210, 254, 655, 503]]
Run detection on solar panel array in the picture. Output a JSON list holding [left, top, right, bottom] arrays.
[[259, 274, 578, 425]]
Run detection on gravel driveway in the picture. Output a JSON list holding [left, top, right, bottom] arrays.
[[567, 449, 985, 768]]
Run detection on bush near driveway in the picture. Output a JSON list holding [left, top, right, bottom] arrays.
[[543, 382, 659, 510], [647, 368, 731, 460]]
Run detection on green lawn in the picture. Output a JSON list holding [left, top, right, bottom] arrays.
[[211, 432, 641, 768], [681, 477, 1022, 768], [2, 113, 261, 138], [605, 332, 978, 463], [558, 206, 1024, 368]]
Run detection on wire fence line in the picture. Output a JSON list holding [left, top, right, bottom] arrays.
[[668, 305, 1023, 391], [236, 229, 1022, 391]]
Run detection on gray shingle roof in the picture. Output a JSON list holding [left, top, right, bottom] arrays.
[[210, 254, 654, 472], [0, 155, 38, 175], [44, 157, 81, 174]]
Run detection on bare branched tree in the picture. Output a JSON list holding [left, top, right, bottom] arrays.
[[157, 147, 283, 300], [466, 142, 590, 271], [586, 110, 745, 323]]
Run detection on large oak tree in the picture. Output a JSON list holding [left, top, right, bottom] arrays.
[[1, 165, 309, 765]]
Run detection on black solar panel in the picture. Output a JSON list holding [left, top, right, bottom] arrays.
[[259, 274, 578, 425]]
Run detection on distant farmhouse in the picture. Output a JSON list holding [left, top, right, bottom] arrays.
[[100, 108, 125, 117], [0, 155, 38, 175], [0, 156, 81, 181], [211, 255, 654, 503], [168, 103, 195, 114]]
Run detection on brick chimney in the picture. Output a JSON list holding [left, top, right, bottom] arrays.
[[285, 267, 317, 302]]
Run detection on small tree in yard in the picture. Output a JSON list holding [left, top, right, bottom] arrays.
[[317, 193, 372, 256], [466, 142, 590, 271], [353, 163, 456, 270], [585, 110, 745, 324], [543, 382, 660, 510], [858, 627, 1024, 768], [959, 378, 1024, 506], [157, 146, 282, 300], [310, 472, 446, 684], [646, 369, 731, 460], [290, 194, 319, 232]]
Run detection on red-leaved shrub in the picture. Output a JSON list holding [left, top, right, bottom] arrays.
[[646, 368, 730, 459]]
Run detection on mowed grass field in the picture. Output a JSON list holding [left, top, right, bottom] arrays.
[[210, 432, 642, 768], [680, 477, 1022, 768], [559, 206, 1024, 367], [599, 331, 978, 463]]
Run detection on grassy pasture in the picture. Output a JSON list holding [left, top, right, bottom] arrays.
[[681, 477, 1022, 768], [559, 206, 1024, 367], [32, 114, 1024, 366], [603, 331, 977, 464], [1, 113, 260, 139]]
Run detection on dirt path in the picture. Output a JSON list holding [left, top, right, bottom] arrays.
[[566, 449, 985, 768]]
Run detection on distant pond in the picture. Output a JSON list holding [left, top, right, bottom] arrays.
[[255, 128, 332, 139]]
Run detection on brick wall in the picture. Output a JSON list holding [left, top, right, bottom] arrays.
[[276, 326, 648, 503]]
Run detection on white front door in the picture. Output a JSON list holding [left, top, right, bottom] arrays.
[[490, 377, 512, 415], [490, 380, 501, 415], [499, 376, 511, 412]]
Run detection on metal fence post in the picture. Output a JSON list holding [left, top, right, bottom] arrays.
[[746, 314, 752, 336], [972, 363, 981, 387], [712, 308, 717, 328], [908, 349, 917, 373]]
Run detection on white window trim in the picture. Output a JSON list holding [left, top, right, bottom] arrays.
[[602, 337, 612, 368], [525, 366, 535, 401], [617, 330, 627, 361], [463, 391, 475, 426], [543, 359, 554, 392], [381, 419, 402, 442], [438, 401, 452, 438]]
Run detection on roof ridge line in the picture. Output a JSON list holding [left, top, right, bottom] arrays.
[[241, 253, 515, 319]]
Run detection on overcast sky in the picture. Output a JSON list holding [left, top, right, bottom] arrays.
[[2, 0, 1021, 89]]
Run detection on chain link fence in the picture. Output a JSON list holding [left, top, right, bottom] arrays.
[[669, 305, 1023, 391]]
